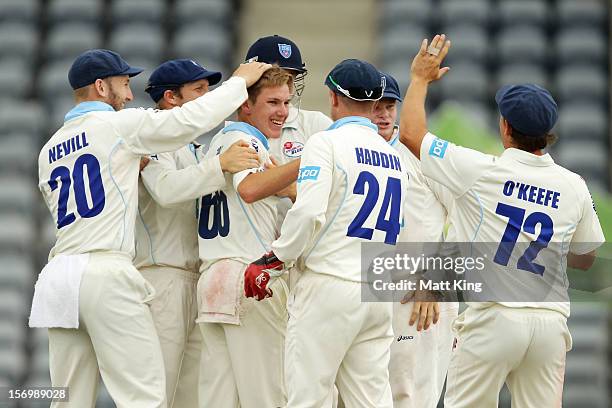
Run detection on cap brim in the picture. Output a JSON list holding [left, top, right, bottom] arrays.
[[122, 66, 144, 77], [281, 66, 307, 74], [382, 92, 402, 102], [193, 70, 222, 86]]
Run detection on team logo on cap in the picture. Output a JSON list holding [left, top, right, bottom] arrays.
[[283, 141, 304, 158], [278, 44, 292, 59]]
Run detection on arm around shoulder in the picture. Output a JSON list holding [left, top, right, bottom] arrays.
[[236, 160, 300, 204], [141, 153, 225, 207], [114, 77, 248, 155]]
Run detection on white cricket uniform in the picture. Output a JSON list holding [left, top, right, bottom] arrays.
[[388, 131, 459, 408], [37, 76, 248, 408], [196, 122, 287, 408], [416, 133, 605, 407], [272, 117, 409, 408], [135, 143, 225, 408], [269, 107, 333, 290]]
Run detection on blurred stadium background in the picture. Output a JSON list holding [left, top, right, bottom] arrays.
[[0, 0, 609, 407]]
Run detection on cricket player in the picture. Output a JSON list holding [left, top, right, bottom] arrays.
[[196, 67, 300, 408], [134, 59, 260, 408], [31, 49, 270, 407], [400, 35, 605, 407], [374, 71, 458, 408], [244, 35, 333, 236], [245, 35, 333, 164], [245, 59, 409, 408]]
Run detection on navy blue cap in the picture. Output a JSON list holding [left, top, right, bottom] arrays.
[[325, 59, 385, 101], [495, 84, 558, 137], [145, 59, 222, 103], [379, 71, 402, 102], [245, 35, 306, 73], [68, 49, 143, 90]]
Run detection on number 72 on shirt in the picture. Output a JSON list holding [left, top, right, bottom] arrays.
[[494, 202, 554, 276]]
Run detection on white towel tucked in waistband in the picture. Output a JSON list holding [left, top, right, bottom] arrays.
[[28, 254, 89, 329], [196, 259, 244, 325]]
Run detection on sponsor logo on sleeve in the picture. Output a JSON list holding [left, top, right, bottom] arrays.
[[283, 141, 304, 158], [297, 166, 320, 183], [428, 137, 449, 159]]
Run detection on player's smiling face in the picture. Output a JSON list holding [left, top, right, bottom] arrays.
[[245, 85, 292, 139], [373, 98, 398, 141]]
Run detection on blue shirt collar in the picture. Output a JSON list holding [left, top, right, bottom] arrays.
[[222, 122, 269, 151], [327, 116, 378, 132], [388, 125, 400, 146], [64, 101, 114, 122]]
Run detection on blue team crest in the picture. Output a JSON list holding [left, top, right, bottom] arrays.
[[278, 44, 292, 59]]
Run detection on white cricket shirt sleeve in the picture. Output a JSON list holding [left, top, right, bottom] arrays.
[[419, 132, 495, 197], [569, 184, 606, 255], [272, 132, 333, 264], [228, 135, 268, 191], [112, 77, 248, 154], [396, 146, 447, 243], [140, 151, 224, 208]]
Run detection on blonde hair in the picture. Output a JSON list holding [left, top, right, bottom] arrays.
[[247, 66, 294, 103]]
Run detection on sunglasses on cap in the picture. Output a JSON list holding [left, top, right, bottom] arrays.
[[327, 75, 386, 101]]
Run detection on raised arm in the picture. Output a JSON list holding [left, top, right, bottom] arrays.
[[399, 34, 451, 159]]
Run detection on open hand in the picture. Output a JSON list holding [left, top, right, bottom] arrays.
[[402, 289, 441, 331], [411, 34, 451, 84], [233, 62, 273, 87]]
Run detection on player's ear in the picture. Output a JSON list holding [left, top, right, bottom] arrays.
[[241, 99, 252, 115], [329, 90, 339, 107], [94, 79, 107, 98], [162, 89, 178, 107], [501, 117, 512, 137]]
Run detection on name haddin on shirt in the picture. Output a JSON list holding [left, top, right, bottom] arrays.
[[273, 119, 409, 283]]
